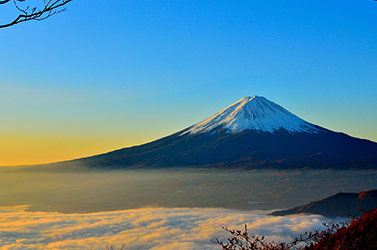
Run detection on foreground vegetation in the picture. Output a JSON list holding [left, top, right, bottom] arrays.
[[212, 208, 377, 250]]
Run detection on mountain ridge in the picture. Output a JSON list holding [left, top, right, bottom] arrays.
[[269, 190, 377, 218]]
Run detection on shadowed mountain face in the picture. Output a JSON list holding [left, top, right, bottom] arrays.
[[270, 190, 377, 218], [64, 96, 377, 169]]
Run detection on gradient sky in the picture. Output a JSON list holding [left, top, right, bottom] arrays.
[[1, 0, 377, 166]]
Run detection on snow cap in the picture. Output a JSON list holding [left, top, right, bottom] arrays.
[[182, 96, 319, 135]]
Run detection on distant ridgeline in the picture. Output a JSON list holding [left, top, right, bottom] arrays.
[[270, 189, 377, 218], [60, 96, 377, 169]]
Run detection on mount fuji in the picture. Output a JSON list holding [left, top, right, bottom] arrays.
[[70, 96, 377, 169]]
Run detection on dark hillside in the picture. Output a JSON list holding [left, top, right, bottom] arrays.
[[270, 190, 377, 217]]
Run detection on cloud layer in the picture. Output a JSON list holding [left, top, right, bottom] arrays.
[[0, 207, 329, 250]]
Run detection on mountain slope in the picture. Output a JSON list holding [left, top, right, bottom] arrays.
[[65, 96, 377, 169], [270, 190, 377, 217]]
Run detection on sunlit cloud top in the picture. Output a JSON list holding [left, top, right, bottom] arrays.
[[0, 207, 330, 250]]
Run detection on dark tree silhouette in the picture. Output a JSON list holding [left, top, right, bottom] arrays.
[[0, 0, 73, 28]]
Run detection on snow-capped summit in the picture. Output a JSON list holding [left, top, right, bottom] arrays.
[[182, 96, 320, 135]]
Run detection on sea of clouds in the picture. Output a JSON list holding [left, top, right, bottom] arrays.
[[0, 207, 330, 250]]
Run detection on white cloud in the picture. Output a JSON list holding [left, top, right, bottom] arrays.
[[0, 208, 329, 250]]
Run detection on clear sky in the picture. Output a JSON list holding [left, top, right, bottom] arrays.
[[0, 0, 376, 166]]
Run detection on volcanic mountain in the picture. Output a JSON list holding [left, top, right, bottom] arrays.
[[72, 96, 377, 169]]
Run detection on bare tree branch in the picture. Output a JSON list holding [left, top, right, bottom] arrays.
[[0, 0, 73, 28]]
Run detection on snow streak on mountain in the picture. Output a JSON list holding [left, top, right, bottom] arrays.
[[182, 96, 320, 135]]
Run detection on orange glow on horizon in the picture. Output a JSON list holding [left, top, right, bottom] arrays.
[[0, 134, 144, 166]]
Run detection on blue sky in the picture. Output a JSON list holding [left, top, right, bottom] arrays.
[[0, 0, 376, 165]]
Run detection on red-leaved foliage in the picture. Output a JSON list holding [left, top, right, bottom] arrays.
[[308, 208, 377, 250]]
